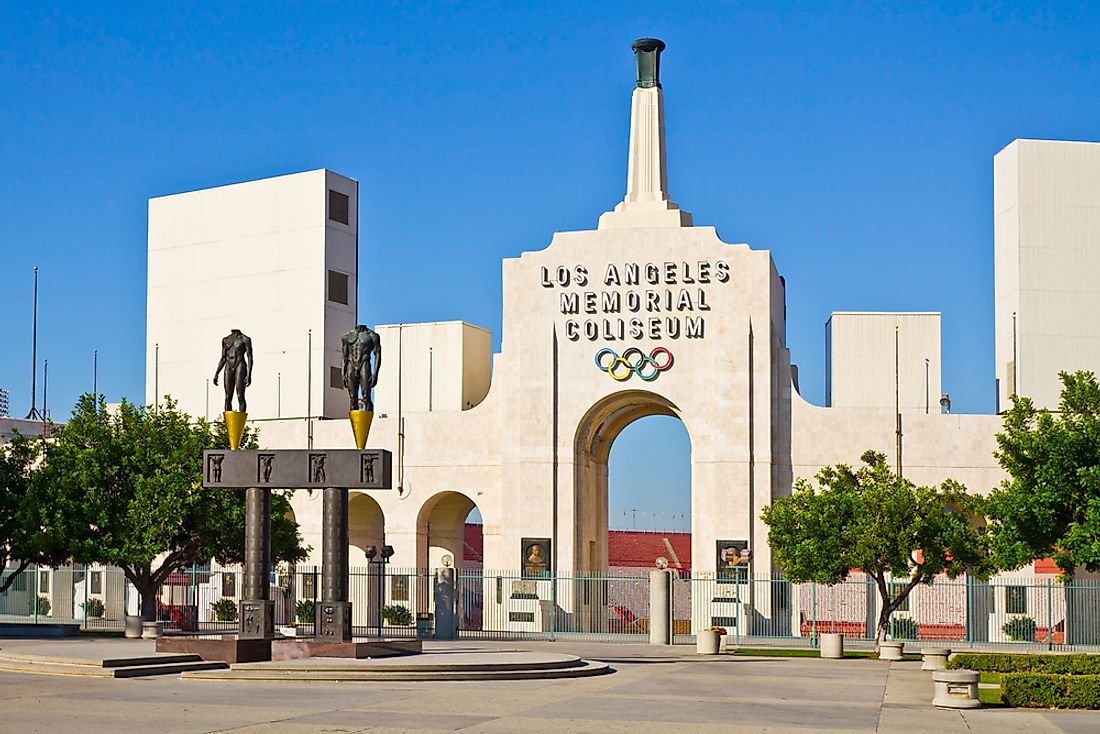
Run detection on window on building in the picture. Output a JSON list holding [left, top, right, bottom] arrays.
[[330, 366, 344, 389], [12, 571, 27, 592], [328, 269, 349, 305], [90, 570, 102, 595], [1005, 585, 1027, 615], [39, 569, 49, 593], [328, 189, 350, 225]]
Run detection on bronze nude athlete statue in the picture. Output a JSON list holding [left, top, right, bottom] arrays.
[[213, 328, 254, 412], [341, 325, 381, 411]]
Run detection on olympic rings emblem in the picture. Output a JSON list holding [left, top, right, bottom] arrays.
[[594, 347, 674, 382]]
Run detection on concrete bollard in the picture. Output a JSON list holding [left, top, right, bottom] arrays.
[[879, 641, 904, 661], [820, 632, 844, 659], [932, 669, 981, 709], [649, 570, 672, 645], [124, 615, 143, 639], [696, 629, 720, 655], [921, 647, 951, 671]]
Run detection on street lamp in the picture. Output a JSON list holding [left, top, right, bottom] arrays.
[[366, 544, 394, 636]]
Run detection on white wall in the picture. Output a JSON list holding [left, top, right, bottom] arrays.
[[995, 139, 1100, 412], [146, 169, 357, 420], [373, 322, 492, 415], [826, 312, 941, 413]]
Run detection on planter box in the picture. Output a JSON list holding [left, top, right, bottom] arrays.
[[697, 629, 720, 655]]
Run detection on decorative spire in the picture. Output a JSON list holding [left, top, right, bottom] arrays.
[[599, 38, 692, 230]]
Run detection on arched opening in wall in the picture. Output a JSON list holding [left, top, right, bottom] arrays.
[[347, 492, 385, 631], [573, 391, 693, 633], [416, 491, 479, 571]]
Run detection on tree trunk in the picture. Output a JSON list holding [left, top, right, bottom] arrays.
[[139, 580, 158, 622]]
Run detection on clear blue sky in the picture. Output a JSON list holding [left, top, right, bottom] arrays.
[[2, 3, 1097, 526]]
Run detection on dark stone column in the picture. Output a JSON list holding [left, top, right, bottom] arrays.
[[239, 486, 274, 639], [319, 487, 352, 641]]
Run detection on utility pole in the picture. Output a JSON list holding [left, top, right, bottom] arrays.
[[25, 267, 41, 420], [895, 325, 902, 478], [93, 349, 98, 402]]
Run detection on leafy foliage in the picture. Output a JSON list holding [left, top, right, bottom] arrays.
[[889, 616, 919, 640], [1001, 615, 1037, 642], [988, 371, 1100, 576], [295, 599, 315, 624], [33, 595, 50, 616], [0, 434, 70, 592], [32, 395, 308, 620], [381, 603, 413, 626], [1002, 673, 1100, 709], [948, 652, 1100, 675], [81, 597, 105, 618], [210, 597, 238, 622], [762, 450, 992, 643]]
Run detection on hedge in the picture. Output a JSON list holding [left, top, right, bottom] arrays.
[[1002, 673, 1100, 709], [948, 653, 1100, 676]]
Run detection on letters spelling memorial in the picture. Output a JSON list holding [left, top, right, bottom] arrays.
[[543, 260, 730, 342]]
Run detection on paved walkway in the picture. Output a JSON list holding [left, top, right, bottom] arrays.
[[0, 639, 1098, 732]]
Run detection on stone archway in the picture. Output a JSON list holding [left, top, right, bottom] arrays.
[[573, 390, 690, 574], [416, 490, 479, 571]]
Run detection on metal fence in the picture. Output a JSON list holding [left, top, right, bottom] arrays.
[[3, 564, 1099, 650]]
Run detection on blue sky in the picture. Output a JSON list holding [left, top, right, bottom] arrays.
[[2, 3, 1097, 528]]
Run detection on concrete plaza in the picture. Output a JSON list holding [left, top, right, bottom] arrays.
[[0, 639, 1098, 733]]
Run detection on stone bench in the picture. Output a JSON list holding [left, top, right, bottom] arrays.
[[932, 669, 980, 709]]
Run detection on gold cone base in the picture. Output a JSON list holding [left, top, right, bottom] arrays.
[[349, 410, 373, 450], [224, 411, 248, 450]]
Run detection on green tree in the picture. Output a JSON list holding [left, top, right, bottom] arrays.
[[0, 433, 70, 592], [988, 371, 1100, 576], [762, 450, 992, 646], [34, 395, 307, 621]]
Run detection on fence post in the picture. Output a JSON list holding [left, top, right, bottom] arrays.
[[549, 571, 556, 642], [1047, 577, 1054, 651], [811, 583, 817, 647], [32, 564, 39, 623], [648, 569, 672, 645], [82, 566, 88, 629]]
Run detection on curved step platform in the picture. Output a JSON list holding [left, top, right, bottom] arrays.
[[182, 651, 613, 681]]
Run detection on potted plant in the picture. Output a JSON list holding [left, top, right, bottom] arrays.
[[697, 625, 724, 654], [381, 604, 413, 627], [31, 595, 51, 617], [81, 597, 105, 619], [210, 597, 238, 623]]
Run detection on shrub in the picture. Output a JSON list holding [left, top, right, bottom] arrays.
[[295, 599, 315, 624], [890, 616, 919, 640], [381, 604, 413, 626], [32, 595, 50, 616], [947, 653, 1100, 676], [1002, 615, 1037, 642], [81, 597, 105, 618], [1002, 673, 1100, 709], [210, 598, 238, 622]]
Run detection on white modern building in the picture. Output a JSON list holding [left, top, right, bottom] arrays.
[[146, 169, 359, 421], [995, 139, 1100, 412], [826, 312, 941, 413]]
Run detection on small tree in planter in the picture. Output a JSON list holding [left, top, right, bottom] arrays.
[[381, 604, 413, 626], [763, 450, 993, 648], [82, 597, 105, 618], [1003, 615, 1037, 642], [210, 597, 238, 622]]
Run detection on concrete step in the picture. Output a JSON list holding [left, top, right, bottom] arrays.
[[183, 659, 612, 682], [102, 654, 204, 669], [112, 661, 229, 678], [0, 658, 115, 677]]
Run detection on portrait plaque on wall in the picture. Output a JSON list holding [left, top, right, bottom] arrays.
[[391, 575, 409, 602], [716, 539, 750, 582], [222, 571, 236, 598], [521, 537, 552, 578]]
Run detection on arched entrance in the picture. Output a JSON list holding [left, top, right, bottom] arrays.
[[347, 492, 385, 630], [573, 390, 690, 573], [416, 491, 479, 571]]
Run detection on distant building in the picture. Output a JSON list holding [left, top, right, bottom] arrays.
[[995, 140, 1100, 412], [825, 312, 942, 413], [0, 417, 46, 445], [146, 169, 358, 420], [0, 387, 8, 417]]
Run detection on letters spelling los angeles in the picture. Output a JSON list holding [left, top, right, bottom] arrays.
[[540, 261, 730, 342]]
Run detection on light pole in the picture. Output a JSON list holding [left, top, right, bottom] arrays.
[[365, 544, 394, 637], [925, 358, 930, 414], [25, 267, 41, 420]]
